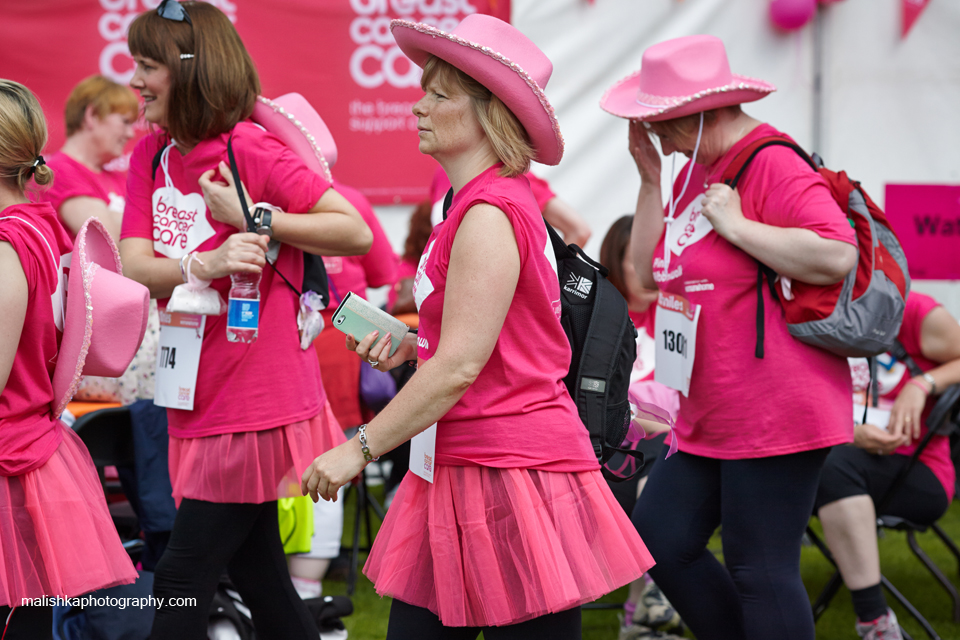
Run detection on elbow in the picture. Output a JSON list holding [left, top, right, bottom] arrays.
[[353, 224, 373, 255], [823, 243, 858, 284]]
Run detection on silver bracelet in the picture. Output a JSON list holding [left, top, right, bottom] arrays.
[[358, 424, 379, 462], [178, 254, 189, 283], [922, 372, 938, 395]]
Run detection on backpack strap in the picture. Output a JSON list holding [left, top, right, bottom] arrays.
[[721, 136, 818, 359]]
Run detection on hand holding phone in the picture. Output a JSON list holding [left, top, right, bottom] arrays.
[[331, 291, 408, 357]]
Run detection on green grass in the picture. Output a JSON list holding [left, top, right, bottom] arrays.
[[326, 483, 960, 640]]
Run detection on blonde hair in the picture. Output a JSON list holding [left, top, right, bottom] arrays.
[[421, 56, 535, 178], [0, 80, 53, 190], [64, 75, 139, 137], [646, 105, 740, 146], [128, 1, 260, 148]]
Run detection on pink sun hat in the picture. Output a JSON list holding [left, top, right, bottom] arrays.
[[52, 218, 150, 417], [600, 35, 776, 122], [391, 14, 564, 166], [252, 93, 337, 182]]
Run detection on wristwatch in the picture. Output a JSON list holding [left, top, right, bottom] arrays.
[[922, 372, 938, 395], [253, 207, 273, 238]]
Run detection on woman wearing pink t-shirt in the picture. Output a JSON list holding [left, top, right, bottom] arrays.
[[0, 80, 136, 640], [119, 3, 372, 638], [38, 75, 137, 243], [302, 15, 652, 639], [814, 292, 960, 638], [601, 36, 858, 640]]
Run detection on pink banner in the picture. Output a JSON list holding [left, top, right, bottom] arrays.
[[0, 0, 510, 204], [885, 183, 960, 280]]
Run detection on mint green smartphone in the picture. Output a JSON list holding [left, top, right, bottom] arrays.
[[331, 291, 408, 357]]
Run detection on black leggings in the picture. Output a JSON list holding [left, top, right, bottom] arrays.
[[386, 599, 582, 640], [150, 499, 317, 640], [0, 605, 51, 640], [813, 445, 949, 522], [632, 446, 829, 640]]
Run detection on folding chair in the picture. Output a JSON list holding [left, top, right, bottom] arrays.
[[72, 405, 145, 560], [809, 382, 960, 640]]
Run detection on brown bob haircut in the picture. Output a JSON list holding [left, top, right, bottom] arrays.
[[599, 215, 633, 301], [64, 75, 139, 137], [127, 1, 260, 148]]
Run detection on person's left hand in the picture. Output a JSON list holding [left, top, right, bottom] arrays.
[[301, 439, 367, 502], [199, 161, 253, 232], [888, 379, 927, 446], [700, 183, 746, 242]]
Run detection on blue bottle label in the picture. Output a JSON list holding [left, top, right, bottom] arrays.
[[227, 298, 260, 329]]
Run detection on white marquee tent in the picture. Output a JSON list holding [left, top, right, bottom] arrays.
[[373, 0, 960, 313]]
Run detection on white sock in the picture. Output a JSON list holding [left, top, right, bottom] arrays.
[[291, 576, 322, 599]]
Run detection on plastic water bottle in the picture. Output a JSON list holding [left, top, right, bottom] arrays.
[[226, 272, 261, 343]]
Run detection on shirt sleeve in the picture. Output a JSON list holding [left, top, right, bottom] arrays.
[[357, 202, 397, 289], [234, 125, 330, 214], [525, 172, 557, 212], [900, 292, 941, 355], [41, 157, 89, 213], [120, 135, 160, 241], [744, 145, 857, 246]]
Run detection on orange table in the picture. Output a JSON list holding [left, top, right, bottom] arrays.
[[67, 401, 122, 418]]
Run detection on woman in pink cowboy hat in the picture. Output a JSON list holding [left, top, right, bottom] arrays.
[[0, 79, 141, 639], [301, 13, 654, 639], [600, 35, 859, 640], [119, 2, 372, 638]]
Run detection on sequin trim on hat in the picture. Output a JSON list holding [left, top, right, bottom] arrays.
[[256, 96, 333, 183], [54, 256, 97, 418], [390, 19, 564, 161], [600, 68, 774, 120]]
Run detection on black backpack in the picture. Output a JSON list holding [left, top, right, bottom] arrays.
[[545, 223, 643, 481]]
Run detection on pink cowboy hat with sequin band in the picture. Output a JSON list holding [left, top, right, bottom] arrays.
[[600, 35, 776, 122], [251, 93, 337, 182], [52, 218, 150, 417], [391, 14, 564, 166]]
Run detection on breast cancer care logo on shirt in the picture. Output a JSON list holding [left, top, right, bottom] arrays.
[[152, 186, 215, 259], [665, 194, 713, 257], [413, 239, 436, 312]]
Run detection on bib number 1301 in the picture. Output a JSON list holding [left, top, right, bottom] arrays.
[[654, 292, 701, 397]]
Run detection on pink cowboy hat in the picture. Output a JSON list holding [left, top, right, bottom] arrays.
[[52, 218, 150, 417], [391, 14, 564, 166], [252, 93, 337, 182], [600, 35, 776, 122]]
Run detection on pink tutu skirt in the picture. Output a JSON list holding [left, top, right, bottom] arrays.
[[365, 465, 654, 627], [169, 402, 344, 504], [0, 425, 137, 606]]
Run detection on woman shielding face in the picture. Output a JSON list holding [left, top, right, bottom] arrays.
[[412, 79, 487, 162]]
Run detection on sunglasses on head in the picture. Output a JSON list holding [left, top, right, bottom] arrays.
[[157, 0, 192, 25]]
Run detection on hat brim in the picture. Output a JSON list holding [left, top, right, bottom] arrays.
[[600, 69, 775, 122], [391, 20, 564, 166], [52, 218, 149, 417], [252, 94, 336, 182]]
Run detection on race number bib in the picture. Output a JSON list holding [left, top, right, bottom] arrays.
[[409, 423, 438, 484], [154, 308, 205, 411], [654, 292, 701, 397]]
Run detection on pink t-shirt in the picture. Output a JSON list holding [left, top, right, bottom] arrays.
[[323, 181, 397, 303], [428, 166, 556, 226], [652, 124, 857, 459], [39, 152, 126, 241], [849, 292, 955, 500], [413, 164, 597, 471], [121, 125, 330, 438], [0, 203, 73, 475]]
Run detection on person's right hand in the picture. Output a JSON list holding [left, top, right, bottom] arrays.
[[629, 120, 661, 185], [193, 233, 269, 280], [854, 422, 907, 456], [346, 330, 417, 371]]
